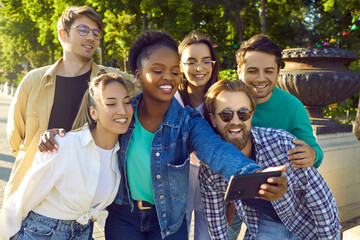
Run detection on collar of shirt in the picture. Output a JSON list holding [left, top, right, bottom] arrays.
[[40, 58, 100, 87]]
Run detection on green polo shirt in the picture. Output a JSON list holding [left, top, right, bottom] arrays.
[[252, 87, 323, 168]]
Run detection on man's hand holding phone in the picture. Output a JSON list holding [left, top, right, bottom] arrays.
[[257, 165, 288, 201], [225, 165, 288, 202]]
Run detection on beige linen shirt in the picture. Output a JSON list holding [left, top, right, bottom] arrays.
[[0, 126, 121, 240], [5, 58, 141, 203]]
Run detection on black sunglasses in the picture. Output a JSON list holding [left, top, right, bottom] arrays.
[[217, 109, 253, 122]]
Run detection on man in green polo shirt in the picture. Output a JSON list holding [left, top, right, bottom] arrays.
[[236, 34, 322, 168], [228, 34, 323, 240]]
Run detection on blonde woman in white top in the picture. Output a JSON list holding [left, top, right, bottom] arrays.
[[0, 73, 133, 240]]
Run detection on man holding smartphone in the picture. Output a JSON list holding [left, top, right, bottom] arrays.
[[200, 79, 340, 240]]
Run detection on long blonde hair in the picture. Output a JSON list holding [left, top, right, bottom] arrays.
[[72, 73, 129, 131]]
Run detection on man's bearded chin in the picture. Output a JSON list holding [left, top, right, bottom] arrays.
[[216, 123, 251, 151]]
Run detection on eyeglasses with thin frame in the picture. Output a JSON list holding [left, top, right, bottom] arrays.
[[69, 24, 103, 40], [217, 109, 253, 123], [181, 60, 216, 70]]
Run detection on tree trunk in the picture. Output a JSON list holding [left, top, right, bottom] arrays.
[[143, 13, 148, 31], [235, 1, 243, 43], [261, 0, 266, 34], [354, 97, 360, 140], [100, 38, 105, 65]]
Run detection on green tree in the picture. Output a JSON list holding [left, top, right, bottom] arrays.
[[0, 2, 50, 72], [103, 10, 138, 71]]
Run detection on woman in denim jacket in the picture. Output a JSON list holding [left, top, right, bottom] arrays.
[[103, 31, 288, 240]]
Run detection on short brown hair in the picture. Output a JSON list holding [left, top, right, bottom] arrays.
[[236, 34, 282, 71], [57, 6, 103, 33], [205, 79, 256, 117]]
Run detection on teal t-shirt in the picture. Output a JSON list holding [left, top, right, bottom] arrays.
[[126, 109, 155, 204], [252, 87, 323, 168]]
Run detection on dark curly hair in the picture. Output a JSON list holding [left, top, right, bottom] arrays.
[[128, 31, 179, 74]]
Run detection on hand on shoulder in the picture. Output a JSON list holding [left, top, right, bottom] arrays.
[[37, 128, 66, 153]]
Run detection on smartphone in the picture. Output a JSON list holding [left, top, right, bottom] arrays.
[[224, 171, 282, 201]]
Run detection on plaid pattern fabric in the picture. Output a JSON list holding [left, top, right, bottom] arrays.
[[199, 126, 340, 240]]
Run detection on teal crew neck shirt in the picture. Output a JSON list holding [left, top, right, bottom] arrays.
[[126, 109, 155, 204], [252, 87, 323, 168]]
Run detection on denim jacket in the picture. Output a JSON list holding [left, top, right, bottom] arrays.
[[114, 93, 261, 238]]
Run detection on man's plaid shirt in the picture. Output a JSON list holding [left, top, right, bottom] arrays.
[[199, 126, 340, 240]]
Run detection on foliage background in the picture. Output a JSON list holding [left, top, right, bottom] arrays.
[[0, 0, 359, 121]]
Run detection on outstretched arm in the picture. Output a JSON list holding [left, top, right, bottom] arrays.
[[188, 113, 261, 179]]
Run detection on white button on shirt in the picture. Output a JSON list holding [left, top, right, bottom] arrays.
[[0, 126, 121, 240]]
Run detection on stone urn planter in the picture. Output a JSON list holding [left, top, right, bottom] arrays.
[[278, 48, 360, 134]]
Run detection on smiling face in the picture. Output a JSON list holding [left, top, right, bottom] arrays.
[[181, 43, 213, 89], [237, 51, 279, 104], [90, 81, 133, 138], [136, 46, 181, 103], [60, 15, 100, 62], [210, 91, 253, 151]]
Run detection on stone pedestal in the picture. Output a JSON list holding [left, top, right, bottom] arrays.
[[278, 47, 360, 238], [317, 132, 360, 223]]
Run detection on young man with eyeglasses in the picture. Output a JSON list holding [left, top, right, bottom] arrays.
[[200, 79, 340, 240], [5, 6, 140, 203]]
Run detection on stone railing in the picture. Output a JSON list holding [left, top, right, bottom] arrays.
[[0, 81, 17, 97]]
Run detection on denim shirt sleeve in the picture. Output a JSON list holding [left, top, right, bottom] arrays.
[[186, 108, 261, 180]]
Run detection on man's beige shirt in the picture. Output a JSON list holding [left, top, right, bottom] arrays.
[[5, 58, 142, 203]]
